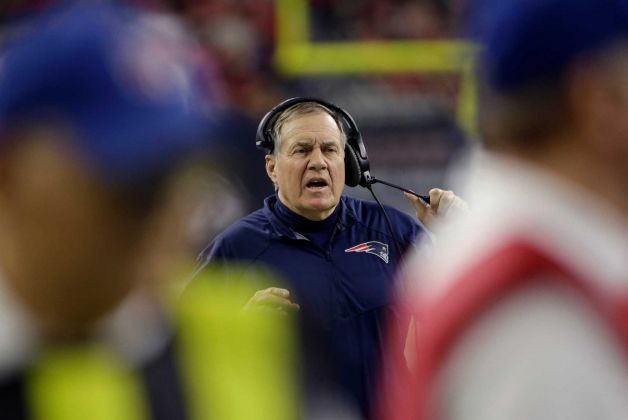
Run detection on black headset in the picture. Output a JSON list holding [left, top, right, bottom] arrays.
[[256, 96, 430, 203], [255, 97, 373, 188], [256, 97, 432, 260]]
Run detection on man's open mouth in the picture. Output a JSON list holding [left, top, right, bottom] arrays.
[[306, 179, 328, 190]]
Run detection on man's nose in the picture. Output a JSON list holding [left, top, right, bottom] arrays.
[[308, 147, 327, 170]]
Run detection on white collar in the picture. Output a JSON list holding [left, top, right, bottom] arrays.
[[0, 275, 39, 378]]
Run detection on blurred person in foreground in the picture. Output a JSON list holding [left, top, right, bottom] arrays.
[[196, 98, 467, 419], [379, 0, 628, 419], [0, 2, 296, 420]]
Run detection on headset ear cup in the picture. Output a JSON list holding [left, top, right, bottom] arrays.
[[344, 144, 362, 187]]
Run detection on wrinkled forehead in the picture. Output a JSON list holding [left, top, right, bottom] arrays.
[[279, 111, 343, 145]]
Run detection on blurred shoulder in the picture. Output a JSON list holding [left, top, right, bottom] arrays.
[[218, 208, 270, 241], [198, 207, 271, 263]]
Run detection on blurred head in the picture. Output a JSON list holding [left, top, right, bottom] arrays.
[[0, 2, 218, 339], [471, 0, 628, 214], [473, 0, 628, 145], [265, 102, 346, 221]]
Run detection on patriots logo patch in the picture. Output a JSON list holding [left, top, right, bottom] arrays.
[[345, 241, 389, 263]]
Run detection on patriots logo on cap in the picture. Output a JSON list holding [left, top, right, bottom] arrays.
[[345, 241, 389, 263]]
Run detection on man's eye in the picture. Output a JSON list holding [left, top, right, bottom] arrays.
[[294, 148, 306, 155]]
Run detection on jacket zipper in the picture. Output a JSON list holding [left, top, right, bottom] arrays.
[[326, 221, 344, 261]]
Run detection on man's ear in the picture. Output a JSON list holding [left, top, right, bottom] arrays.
[[265, 154, 277, 186]]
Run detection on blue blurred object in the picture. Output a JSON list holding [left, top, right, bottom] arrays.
[[469, 0, 628, 92], [0, 1, 218, 183]]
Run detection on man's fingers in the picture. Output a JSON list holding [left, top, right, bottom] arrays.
[[427, 188, 444, 212], [435, 190, 455, 216], [246, 287, 300, 313], [257, 294, 300, 311], [268, 287, 291, 298], [404, 192, 428, 219]]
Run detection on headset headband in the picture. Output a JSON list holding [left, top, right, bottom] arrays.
[[254, 97, 432, 257], [255, 97, 372, 187], [255, 98, 358, 154]]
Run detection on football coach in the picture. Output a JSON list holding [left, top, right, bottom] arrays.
[[196, 98, 466, 418]]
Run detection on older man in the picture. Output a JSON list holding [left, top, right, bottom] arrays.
[[198, 98, 463, 417]]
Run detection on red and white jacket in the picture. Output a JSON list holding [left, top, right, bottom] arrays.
[[378, 152, 628, 420]]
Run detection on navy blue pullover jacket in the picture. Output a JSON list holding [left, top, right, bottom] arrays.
[[197, 195, 427, 418]]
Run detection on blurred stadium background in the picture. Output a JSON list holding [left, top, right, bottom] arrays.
[[0, 0, 475, 235]]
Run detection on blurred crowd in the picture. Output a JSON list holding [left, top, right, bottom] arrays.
[[0, 0, 468, 221], [309, 0, 462, 40]]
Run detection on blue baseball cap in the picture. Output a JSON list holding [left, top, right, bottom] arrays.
[[469, 0, 628, 92], [0, 1, 220, 183]]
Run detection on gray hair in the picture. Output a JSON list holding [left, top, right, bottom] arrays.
[[270, 101, 347, 158]]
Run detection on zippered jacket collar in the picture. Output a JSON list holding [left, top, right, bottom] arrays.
[[262, 195, 357, 240]]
